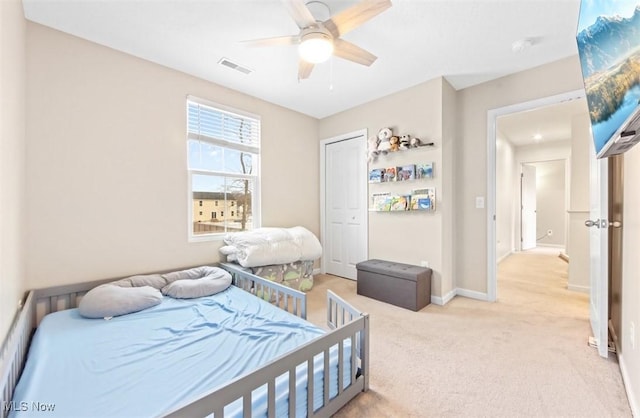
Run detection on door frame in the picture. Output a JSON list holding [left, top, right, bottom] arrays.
[[319, 129, 369, 275], [486, 89, 584, 302]]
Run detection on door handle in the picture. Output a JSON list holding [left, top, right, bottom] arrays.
[[610, 220, 622, 228], [585, 219, 600, 228]]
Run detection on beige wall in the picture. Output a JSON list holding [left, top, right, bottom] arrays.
[[495, 132, 516, 261], [318, 78, 451, 301], [25, 23, 319, 289], [621, 145, 640, 415], [456, 56, 584, 294], [0, 0, 27, 341]]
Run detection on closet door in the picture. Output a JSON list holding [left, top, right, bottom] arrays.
[[323, 133, 367, 280]]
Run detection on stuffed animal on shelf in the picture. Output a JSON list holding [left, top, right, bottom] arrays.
[[389, 135, 400, 152], [410, 136, 422, 148], [367, 136, 380, 163], [399, 134, 411, 150], [377, 127, 393, 154]]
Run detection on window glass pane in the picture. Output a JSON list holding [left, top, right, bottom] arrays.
[[191, 174, 253, 235], [188, 140, 255, 175]]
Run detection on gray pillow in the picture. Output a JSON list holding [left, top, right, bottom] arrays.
[[161, 269, 232, 299], [78, 284, 163, 319]]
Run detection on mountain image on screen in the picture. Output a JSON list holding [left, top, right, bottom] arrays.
[[577, 2, 640, 154]]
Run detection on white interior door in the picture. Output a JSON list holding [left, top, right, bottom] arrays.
[[587, 147, 609, 358], [521, 164, 537, 250], [323, 133, 367, 280]]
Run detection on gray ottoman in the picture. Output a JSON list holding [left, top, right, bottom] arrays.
[[356, 259, 432, 311]]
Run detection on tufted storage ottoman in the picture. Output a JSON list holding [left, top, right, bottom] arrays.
[[356, 259, 432, 311]]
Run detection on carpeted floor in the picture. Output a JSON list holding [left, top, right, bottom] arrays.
[[304, 249, 632, 417]]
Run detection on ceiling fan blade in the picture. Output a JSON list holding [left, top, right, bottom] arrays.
[[298, 60, 314, 80], [333, 38, 377, 66], [324, 0, 392, 37], [241, 35, 298, 47], [282, 0, 316, 29]]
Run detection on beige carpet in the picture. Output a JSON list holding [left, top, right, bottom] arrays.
[[304, 250, 631, 417]]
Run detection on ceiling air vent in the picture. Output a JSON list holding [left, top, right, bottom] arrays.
[[218, 58, 253, 75]]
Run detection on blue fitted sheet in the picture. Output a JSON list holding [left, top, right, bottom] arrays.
[[9, 286, 352, 417]]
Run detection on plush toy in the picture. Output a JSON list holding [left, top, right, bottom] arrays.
[[367, 136, 380, 163], [389, 136, 400, 152], [399, 134, 411, 150], [410, 136, 422, 148], [377, 127, 393, 154]]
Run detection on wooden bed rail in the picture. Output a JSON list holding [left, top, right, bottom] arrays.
[[219, 263, 307, 320], [164, 292, 369, 418]]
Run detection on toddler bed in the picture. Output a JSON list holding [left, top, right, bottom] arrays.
[[0, 264, 369, 418]]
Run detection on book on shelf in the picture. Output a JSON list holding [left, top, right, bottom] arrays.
[[371, 192, 391, 211], [389, 195, 411, 211], [383, 167, 397, 182], [369, 168, 385, 183], [416, 163, 434, 179], [410, 187, 436, 211], [396, 164, 416, 181]]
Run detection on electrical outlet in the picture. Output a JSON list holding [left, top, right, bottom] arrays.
[[631, 322, 636, 350], [547, 229, 553, 236], [421, 261, 429, 268]]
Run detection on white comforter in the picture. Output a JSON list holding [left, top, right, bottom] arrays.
[[220, 226, 322, 268]]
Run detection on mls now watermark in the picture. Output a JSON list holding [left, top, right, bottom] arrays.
[[3, 401, 56, 413]]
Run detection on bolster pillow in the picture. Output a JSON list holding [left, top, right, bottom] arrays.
[[78, 284, 163, 319]]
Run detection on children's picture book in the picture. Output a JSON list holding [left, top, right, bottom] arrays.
[[368, 168, 385, 183], [411, 187, 436, 211], [416, 162, 434, 179], [389, 195, 411, 211], [383, 167, 397, 182], [371, 192, 391, 211], [396, 164, 416, 181]]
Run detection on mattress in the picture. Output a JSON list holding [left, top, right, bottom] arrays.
[[9, 286, 351, 417]]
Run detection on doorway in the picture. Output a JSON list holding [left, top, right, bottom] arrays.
[[320, 129, 368, 280], [486, 89, 584, 301]]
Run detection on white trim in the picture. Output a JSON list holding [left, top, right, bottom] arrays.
[[536, 243, 565, 249], [618, 353, 640, 417], [567, 284, 590, 294], [319, 129, 369, 276], [487, 89, 585, 302], [497, 251, 513, 264], [431, 289, 456, 306], [312, 268, 321, 276], [456, 288, 490, 301]]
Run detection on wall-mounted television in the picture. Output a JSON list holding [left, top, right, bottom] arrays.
[[576, 0, 640, 158]]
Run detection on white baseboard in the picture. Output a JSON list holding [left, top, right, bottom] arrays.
[[431, 289, 456, 306], [618, 353, 639, 417], [455, 288, 489, 301], [313, 268, 321, 275], [567, 284, 590, 293], [497, 251, 513, 264], [537, 243, 565, 249]]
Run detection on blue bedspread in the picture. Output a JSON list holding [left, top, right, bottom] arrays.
[[9, 286, 351, 417]]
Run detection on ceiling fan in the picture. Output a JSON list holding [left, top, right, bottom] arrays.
[[243, 0, 392, 80]]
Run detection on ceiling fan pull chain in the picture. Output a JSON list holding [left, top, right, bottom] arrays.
[[329, 56, 334, 91]]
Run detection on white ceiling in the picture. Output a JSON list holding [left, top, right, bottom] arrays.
[[22, 0, 583, 119], [497, 97, 588, 147]]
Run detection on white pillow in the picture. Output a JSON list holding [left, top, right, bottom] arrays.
[[78, 284, 163, 319]]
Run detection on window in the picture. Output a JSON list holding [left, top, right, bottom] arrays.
[[187, 96, 260, 239]]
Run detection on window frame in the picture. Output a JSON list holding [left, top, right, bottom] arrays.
[[186, 96, 261, 242]]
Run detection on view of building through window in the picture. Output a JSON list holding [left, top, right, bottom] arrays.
[[187, 98, 260, 237]]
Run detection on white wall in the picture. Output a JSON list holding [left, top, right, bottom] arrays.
[[495, 132, 516, 261], [531, 160, 566, 247], [25, 23, 319, 289], [567, 112, 591, 292], [0, 0, 27, 341], [513, 141, 571, 252]]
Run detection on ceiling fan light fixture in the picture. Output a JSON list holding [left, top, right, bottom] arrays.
[[299, 32, 334, 64]]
